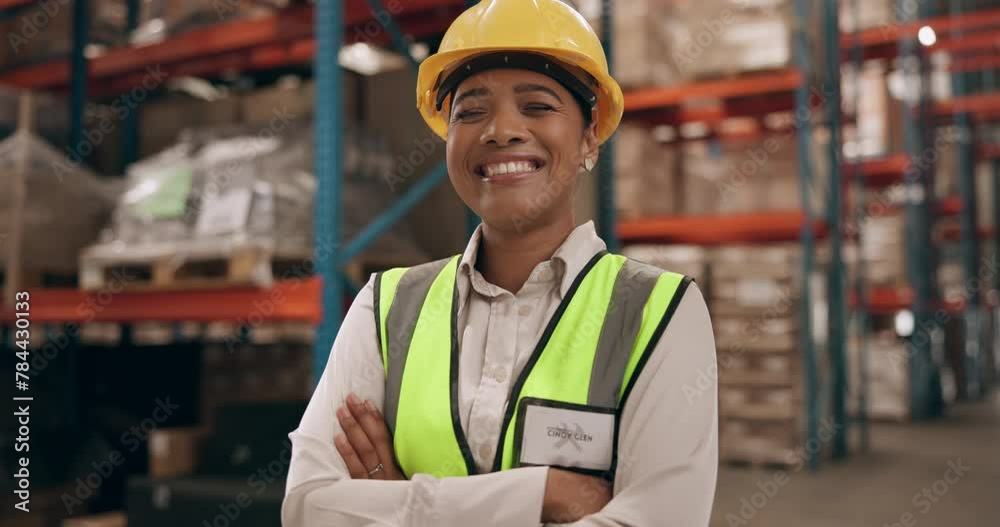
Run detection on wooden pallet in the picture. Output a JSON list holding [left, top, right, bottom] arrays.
[[80, 243, 313, 291]]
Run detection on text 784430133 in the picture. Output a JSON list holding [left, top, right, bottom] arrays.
[[13, 290, 32, 513]]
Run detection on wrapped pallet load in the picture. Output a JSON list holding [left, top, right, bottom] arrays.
[[0, 131, 120, 289], [80, 121, 428, 290]]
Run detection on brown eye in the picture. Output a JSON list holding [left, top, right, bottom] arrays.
[[524, 103, 555, 113], [453, 108, 486, 122]]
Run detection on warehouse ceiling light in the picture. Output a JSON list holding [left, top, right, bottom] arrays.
[[894, 310, 915, 338], [917, 26, 937, 47], [339, 43, 407, 76]]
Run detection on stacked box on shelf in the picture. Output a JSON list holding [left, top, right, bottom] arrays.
[[848, 329, 911, 421], [564, 0, 816, 87], [620, 244, 709, 292], [679, 122, 829, 215], [661, 0, 804, 81], [861, 213, 907, 288], [710, 244, 827, 465], [838, 0, 895, 32], [578, 0, 683, 89], [615, 124, 680, 220], [841, 60, 906, 159]]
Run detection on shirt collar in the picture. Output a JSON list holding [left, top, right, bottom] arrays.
[[458, 221, 607, 299]]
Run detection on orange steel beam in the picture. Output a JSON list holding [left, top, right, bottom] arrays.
[[0, 0, 465, 91], [0, 278, 323, 324], [935, 91, 1000, 122], [980, 144, 1000, 160], [840, 7, 1000, 49], [932, 31, 1000, 54], [618, 210, 826, 245], [0, 0, 34, 8], [952, 55, 1000, 73], [623, 69, 803, 113], [844, 154, 909, 188]]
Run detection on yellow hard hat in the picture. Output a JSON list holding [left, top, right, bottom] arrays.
[[416, 0, 624, 144]]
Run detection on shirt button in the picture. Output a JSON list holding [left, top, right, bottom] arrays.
[[518, 305, 532, 317], [493, 368, 508, 384], [478, 444, 492, 461]]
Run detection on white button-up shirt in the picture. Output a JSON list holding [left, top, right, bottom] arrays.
[[282, 221, 718, 526]]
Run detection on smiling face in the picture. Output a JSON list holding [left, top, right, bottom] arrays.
[[445, 68, 599, 233]]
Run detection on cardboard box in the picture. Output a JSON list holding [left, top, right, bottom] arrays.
[[139, 93, 243, 157], [615, 125, 680, 219], [62, 512, 127, 527], [149, 427, 207, 479]]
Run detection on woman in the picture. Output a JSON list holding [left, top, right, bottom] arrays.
[[282, 1, 718, 525]]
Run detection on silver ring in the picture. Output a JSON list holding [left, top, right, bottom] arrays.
[[367, 463, 384, 476]]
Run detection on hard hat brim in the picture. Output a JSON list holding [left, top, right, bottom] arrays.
[[417, 46, 623, 144]]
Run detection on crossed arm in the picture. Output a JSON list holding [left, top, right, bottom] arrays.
[[281, 279, 718, 526]]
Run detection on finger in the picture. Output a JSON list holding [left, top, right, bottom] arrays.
[[361, 400, 406, 479], [337, 404, 382, 478], [351, 400, 394, 465], [334, 433, 368, 479]]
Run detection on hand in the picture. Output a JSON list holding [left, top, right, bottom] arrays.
[[334, 393, 406, 480], [542, 468, 613, 523]]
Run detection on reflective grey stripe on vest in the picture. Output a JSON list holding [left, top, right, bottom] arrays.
[[382, 257, 454, 433], [587, 259, 663, 408]]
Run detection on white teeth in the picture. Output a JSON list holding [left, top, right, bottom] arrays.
[[484, 161, 537, 177]]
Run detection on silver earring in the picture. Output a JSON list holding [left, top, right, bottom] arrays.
[[584, 158, 595, 171]]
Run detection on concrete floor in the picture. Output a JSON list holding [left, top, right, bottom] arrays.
[[711, 391, 1000, 526]]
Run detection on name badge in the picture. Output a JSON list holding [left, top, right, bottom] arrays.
[[513, 397, 616, 475]]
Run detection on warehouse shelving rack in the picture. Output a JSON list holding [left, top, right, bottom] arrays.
[[616, 0, 836, 469], [839, 0, 1000, 426], [615, 1, 1000, 467]]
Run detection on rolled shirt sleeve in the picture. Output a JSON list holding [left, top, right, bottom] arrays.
[[281, 276, 550, 527]]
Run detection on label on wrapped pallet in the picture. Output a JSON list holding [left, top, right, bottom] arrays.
[[195, 188, 253, 236], [129, 165, 193, 219]]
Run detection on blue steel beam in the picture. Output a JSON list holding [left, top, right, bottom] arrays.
[[314, 0, 345, 385], [899, 0, 941, 420], [340, 162, 449, 265], [951, 0, 982, 400], [598, 0, 617, 252], [848, 0, 869, 453], [363, 0, 419, 69], [119, 0, 141, 174], [792, 0, 820, 471], [69, 0, 89, 154], [823, 0, 848, 459]]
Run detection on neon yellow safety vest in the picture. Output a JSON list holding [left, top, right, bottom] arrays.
[[374, 251, 690, 479]]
